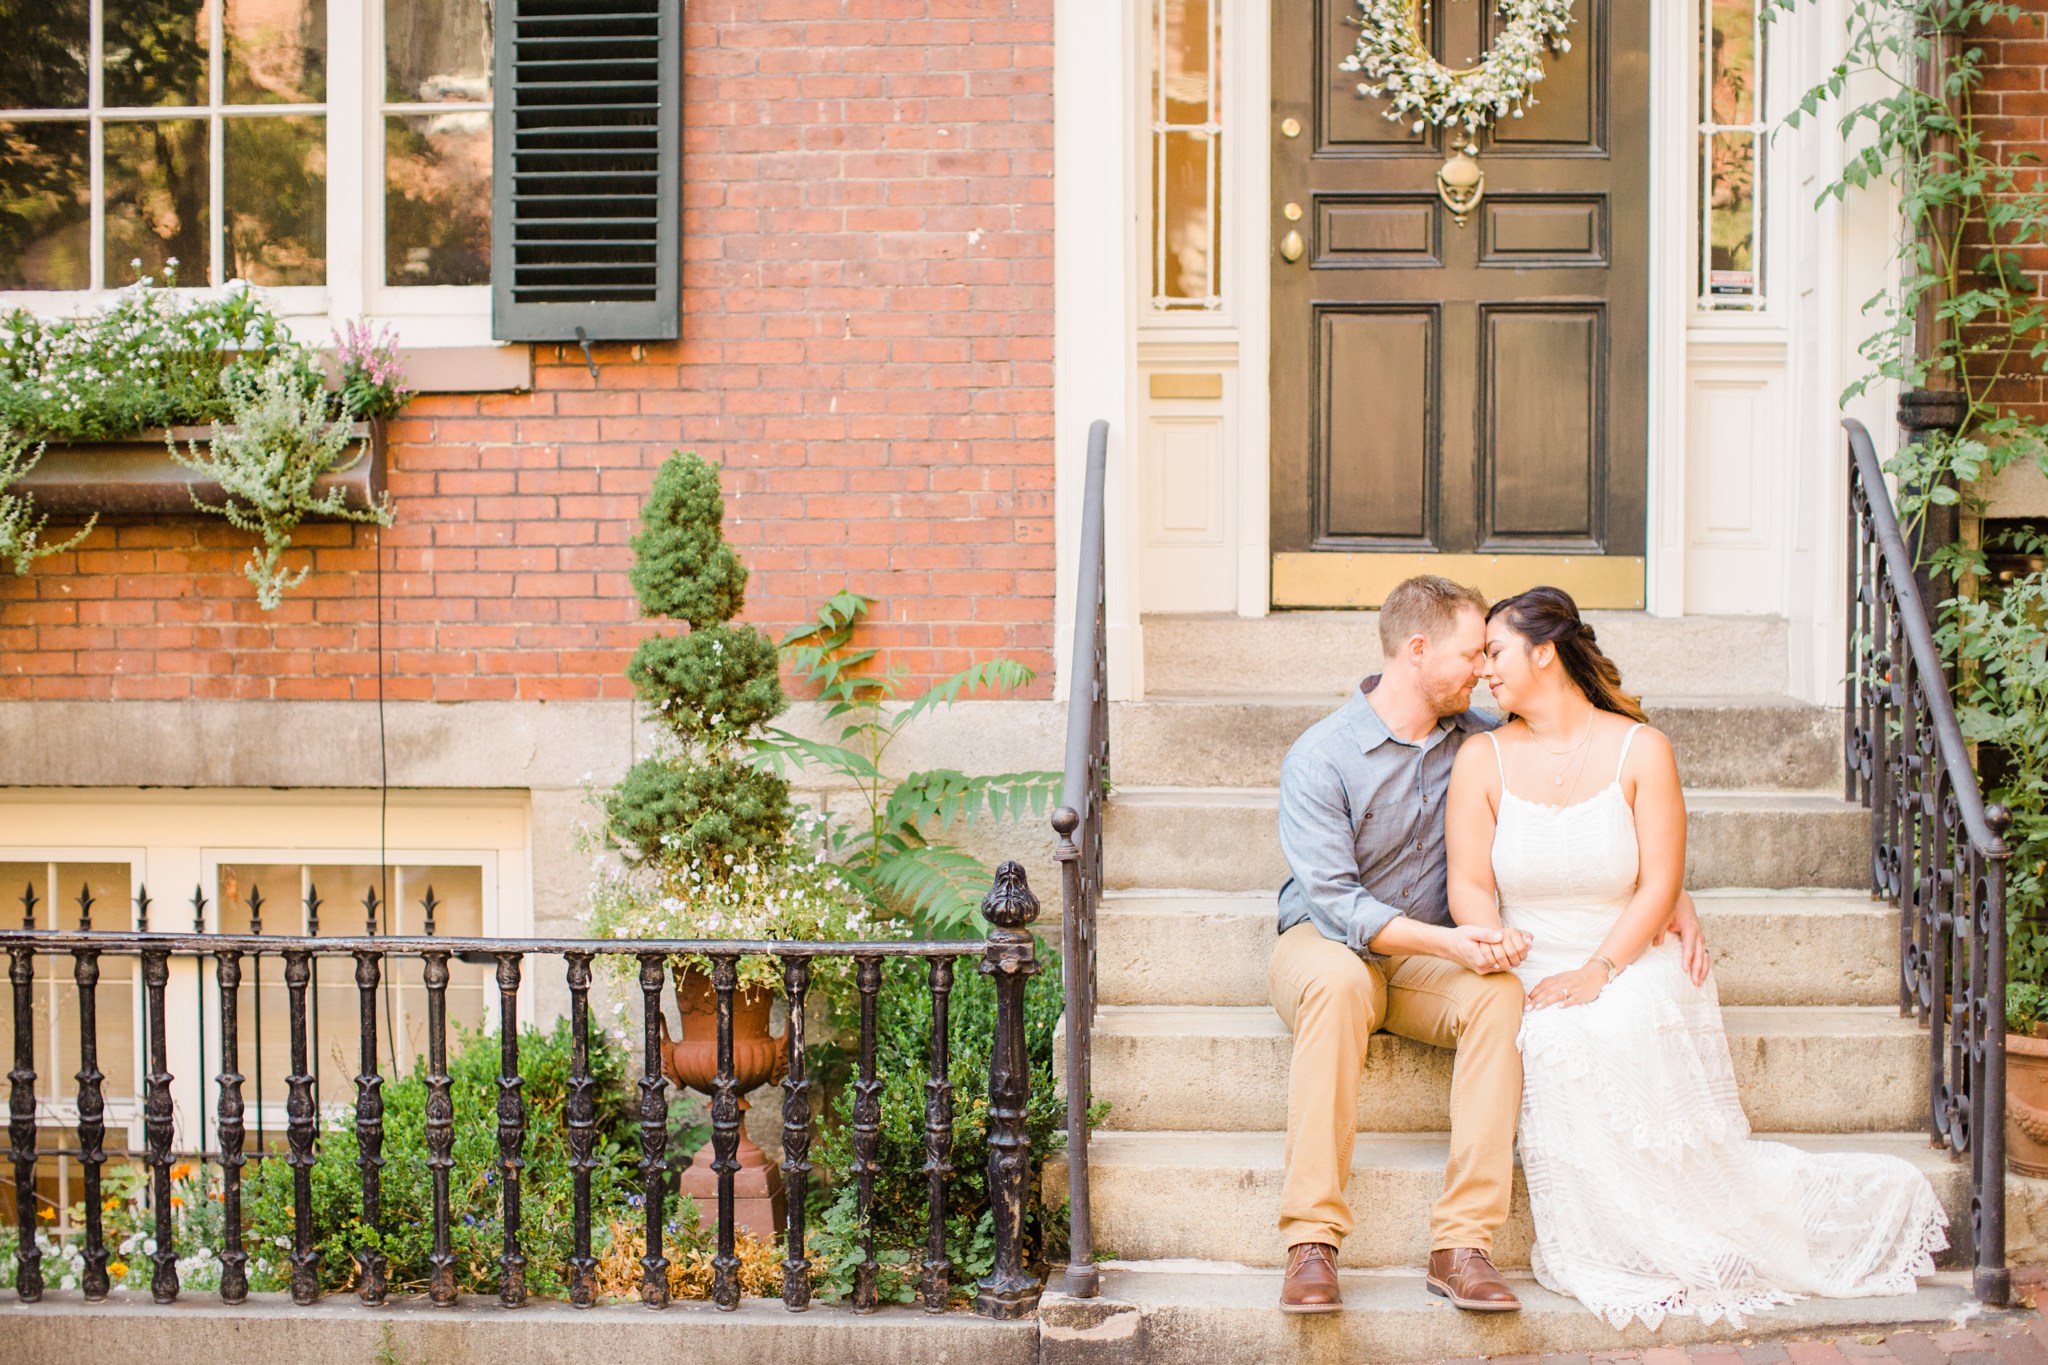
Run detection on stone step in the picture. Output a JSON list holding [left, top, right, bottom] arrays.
[[1143, 611, 1791, 699], [1037, 1267, 1992, 1364], [1096, 889, 1897, 1008], [1048, 1130, 1963, 1269], [1111, 695, 1841, 791], [1102, 787, 1868, 892], [1077, 1004, 1927, 1134]]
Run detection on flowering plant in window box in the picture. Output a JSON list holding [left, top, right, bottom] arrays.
[[0, 269, 408, 605]]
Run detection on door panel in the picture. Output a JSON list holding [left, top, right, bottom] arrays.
[[1320, 307, 1435, 542], [1273, 0, 1648, 606], [1481, 307, 1601, 544]]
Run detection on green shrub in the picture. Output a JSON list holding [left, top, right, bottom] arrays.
[[605, 453, 792, 870], [807, 947, 1071, 1305], [240, 1016, 665, 1299]]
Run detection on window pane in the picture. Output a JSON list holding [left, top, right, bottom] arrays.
[[1157, 0, 1213, 125], [386, 0, 493, 104], [1707, 0, 1757, 126], [103, 0, 211, 109], [104, 117, 210, 282], [0, 120, 90, 289], [385, 111, 490, 285], [226, 0, 327, 104], [1706, 129, 1758, 299], [0, 0, 90, 109], [1157, 128, 1217, 303], [224, 113, 325, 285]]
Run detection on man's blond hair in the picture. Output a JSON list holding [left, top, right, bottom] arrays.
[[1378, 575, 1488, 654]]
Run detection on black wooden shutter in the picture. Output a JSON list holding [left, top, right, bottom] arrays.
[[491, 0, 681, 342]]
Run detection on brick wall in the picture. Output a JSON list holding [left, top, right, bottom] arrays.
[[0, 1, 1057, 702], [1961, 2, 2048, 422]]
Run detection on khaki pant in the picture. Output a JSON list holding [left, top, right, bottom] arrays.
[[1267, 921, 1524, 1253]]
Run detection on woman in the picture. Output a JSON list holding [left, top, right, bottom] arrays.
[[1443, 586, 1947, 1330]]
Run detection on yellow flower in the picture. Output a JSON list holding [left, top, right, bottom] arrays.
[[35, 1206, 55, 1221], [107, 1261, 128, 1277]]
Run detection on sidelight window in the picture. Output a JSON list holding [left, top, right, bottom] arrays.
[[1149, 0, 1224, 312], [1699, 0, 1766, 311]]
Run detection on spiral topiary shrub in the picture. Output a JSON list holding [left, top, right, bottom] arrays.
[[605, 453, 792, 869]]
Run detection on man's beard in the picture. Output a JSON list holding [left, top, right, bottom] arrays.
[[1426, 675, 1473, 717]]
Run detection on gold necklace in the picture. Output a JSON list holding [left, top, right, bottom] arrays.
[[1539, 711, 1596, 787]]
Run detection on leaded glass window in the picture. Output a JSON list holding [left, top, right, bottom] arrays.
[[1151, 0, 1223, 312], [1700, 0, 1765, 310]]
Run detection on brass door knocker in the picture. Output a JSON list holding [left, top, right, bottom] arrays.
[[1437, 147, 1484, 227]]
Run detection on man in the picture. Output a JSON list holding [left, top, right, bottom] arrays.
[[1268, 575, 1704, 1314]]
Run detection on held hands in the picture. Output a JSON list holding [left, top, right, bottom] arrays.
[[1527, 962, 1608, 1010], [1445, 923, 1533, 975]]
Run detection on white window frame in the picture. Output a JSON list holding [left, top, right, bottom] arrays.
[[0, 4, 494, 350], [1690, 0, 1796, 329], [1140, 0, 1234, 328], [0, 789, 531, 1160]]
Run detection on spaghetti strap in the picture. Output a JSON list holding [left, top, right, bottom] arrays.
[[1613, 722, 1645, 782], [1486, 731, 1506, 783]]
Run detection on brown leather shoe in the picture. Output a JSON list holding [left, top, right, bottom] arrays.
[[1279, 1241, 1342, 1314], [1425, 1247, 1521, 1312]]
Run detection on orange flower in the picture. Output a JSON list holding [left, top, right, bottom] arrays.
[[35, 1206, 54, 1221], [170, 1196, 185, 1209], [169, 1163, 192, 1180], [103, 1197, 120, 1212], [107, 1261, 128, 1277]]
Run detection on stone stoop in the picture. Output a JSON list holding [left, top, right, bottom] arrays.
[[1036, 1270, 2004, 1365], [1042, 611, 2004, 1356]]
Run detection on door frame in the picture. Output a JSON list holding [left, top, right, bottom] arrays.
[[1252, 0, 1689, 615], [1050, 1, 1694, 697]]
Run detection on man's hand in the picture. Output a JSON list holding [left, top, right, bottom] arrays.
[[1650, 890, 1711, 985], [1441, 923, 1533, 975]]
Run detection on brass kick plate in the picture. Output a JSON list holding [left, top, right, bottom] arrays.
[[1272, 552, 1647, 610]]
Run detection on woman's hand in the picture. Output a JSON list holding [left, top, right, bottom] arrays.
[[1527, 963, 1608, 1010]]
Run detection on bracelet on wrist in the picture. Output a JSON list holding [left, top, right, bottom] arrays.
[[1592, 954, 1621, 982]]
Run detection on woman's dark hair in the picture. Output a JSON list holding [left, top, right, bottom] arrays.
[[1486, 586, 1648, 723]]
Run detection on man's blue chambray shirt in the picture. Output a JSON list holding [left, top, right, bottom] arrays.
[[1275, 679, 1500, 956]]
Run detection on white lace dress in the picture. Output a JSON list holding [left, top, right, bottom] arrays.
[[1490, 727, 1948, 1331]]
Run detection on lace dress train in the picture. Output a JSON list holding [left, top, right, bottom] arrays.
[[1490, 728, 1947, 1330]]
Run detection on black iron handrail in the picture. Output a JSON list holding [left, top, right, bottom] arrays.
[[1050, 419, 1109, 1298], [3, 863, 1048, 1318], [1843, 415, 2014, 1307]]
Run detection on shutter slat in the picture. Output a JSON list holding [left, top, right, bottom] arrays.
[[493, 0, 680, 341]]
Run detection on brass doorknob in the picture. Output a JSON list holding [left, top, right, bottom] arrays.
[[1279, 229, 1305, 263]]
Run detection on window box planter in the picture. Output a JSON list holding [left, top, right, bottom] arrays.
[[12, 419, 386, 520]]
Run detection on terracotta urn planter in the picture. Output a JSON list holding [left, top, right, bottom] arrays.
[[659, 967, 788, 1239], [2008, 1032, 2048, 1177]]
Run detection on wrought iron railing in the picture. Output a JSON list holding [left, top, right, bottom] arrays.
[[1050, 418, 1108, 1298], [3, 864, 1049, 1317], [1843, 415, 2014, 1307]]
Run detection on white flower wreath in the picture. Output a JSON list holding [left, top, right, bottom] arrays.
[[1341, 0, 1576, 137]]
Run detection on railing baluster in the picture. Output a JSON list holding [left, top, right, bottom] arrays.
[[8, 937, 40, 1302], [921, 956, 955, 1312], [249, 886, 265, 1158], [422, 950, 456, 1305], [354, 948, 387, 1304], [215, 948, 248, 1303], [495, 952, 527, 1308], [73, 943, 108, 1299], [710, 953, 742, 1311], [283, 948, 318, 1303], [975, 863, 1042, 1320], [780, 955, 812, 1311], [638, 951, 670, 1307], [564, 952, 597, 1308], [142, 948, 178, 1302], [850, 954, 882, 1313]]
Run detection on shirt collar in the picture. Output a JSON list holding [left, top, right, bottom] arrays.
[[1345, 676, 1457, 752]]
